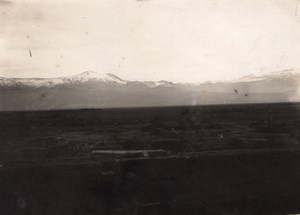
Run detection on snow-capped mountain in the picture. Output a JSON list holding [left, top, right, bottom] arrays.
[[0, 77, 63, 87], [230, 74, 265, 83], [0, 69, 299, 111], [0, 71, 127, 87], [0, 71, 176, 88], [1, 69, 299, 88], [65, 71, 127, 84], [262, 69, 300, 81], [229, 69, 300, 83], [143, 80, 174, 88]]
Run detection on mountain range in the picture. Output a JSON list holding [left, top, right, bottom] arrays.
[[0, 70, 300, 111]]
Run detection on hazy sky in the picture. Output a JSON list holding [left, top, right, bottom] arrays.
[[1, 0, 300, 82]]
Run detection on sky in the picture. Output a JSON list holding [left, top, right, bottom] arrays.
[[1, 0, 300, 83]]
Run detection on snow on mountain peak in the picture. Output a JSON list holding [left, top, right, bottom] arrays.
[[1, 69, 299, 88], [230, 74, 264, 83], [67, 71, 127, 84], [262, 69, 300, 80], [229, 70, 300, 83], [142, 80, 174, 88], [0, 72, 127, 87]]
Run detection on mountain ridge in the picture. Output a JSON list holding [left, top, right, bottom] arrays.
[[1, 69, 300, 88], [0, 69, 299, 111]]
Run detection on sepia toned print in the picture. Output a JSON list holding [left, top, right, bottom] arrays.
[[0, 0, 300, 214]]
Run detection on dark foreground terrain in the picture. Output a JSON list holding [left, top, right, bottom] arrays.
[[0, 103, 300, 214]]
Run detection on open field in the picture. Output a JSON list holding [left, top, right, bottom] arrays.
[[0, 102, 300, 214]]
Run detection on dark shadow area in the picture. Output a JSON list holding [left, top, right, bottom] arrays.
[[0, 102, 299, 214]]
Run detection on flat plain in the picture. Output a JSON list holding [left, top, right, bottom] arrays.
[[0, 102, 299, 214]]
